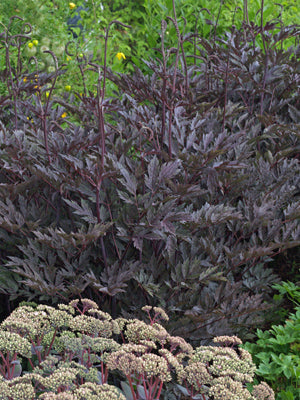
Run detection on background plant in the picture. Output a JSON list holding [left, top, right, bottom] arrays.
[[1, 0, 299, 98], [243, 282, 300, 400], [0, 7, 299, 344]]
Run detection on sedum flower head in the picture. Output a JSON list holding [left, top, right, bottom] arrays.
[[167, 335, 194, 356], [209, 355, 255, 382], [39, 366, 78, 391], [119, 343, 148, 354], [0, 330, 31, 358], [69, 299, 80, 309], [153, 307, 169, 321], [213, 336, 243, 347], [142, 305, 169, 322], [159, 348, 184, 375], [209, 376, 254, 400], [114, 317, 127, 332], [40, 393, 77, 400], [76, 382, 126, 400], [58, 304, 76, 315], [238, 347, 253, 362], [48, 309, 73, 329], [252, 382, 275, 400], [84, 335, 121, 355], [1, 306, 51, 338], [141, 353, 172, 382], [81, 299, 99, 311], [57, 334, 83, 354], [7, 382, 35, 400], [39, 355, 60, 373], [178, 361, 212, 390], [106, 349, 143, 376], [69, 315, 113, 337], [87, 309, 111, 320], [125, 319, 169, 347]]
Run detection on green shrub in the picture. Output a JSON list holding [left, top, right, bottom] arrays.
[[0, 300, 274, 399], [243, 282, 300, 400]]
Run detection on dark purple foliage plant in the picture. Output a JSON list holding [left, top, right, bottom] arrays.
[[0, 8, 299, 345]]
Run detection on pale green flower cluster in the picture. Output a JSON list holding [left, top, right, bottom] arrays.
[[208, 354, 255, 382], [178, 361, 213, 390], [0, 331, 31, 358], [181, 340, 274, 400], [1, 306, 49, 338], [191, 345, 256, 381], [106, 349, 172, 382], [125, 319, 168, 343], [0, 300, 274, 400], [159, 348, 184, 374], [141, 353, 171, 381], [213, 336, 243, 346], [36, 366, 78, 391], [69, 315, 114, 337], [167, 335, 194, 356], [209, 376, 254, 400], [38, 383, 126, 400], [252, 382, 275, 400], [142, 305, 169, 322], [106, 349, 143, 376], [0, 380, 35, 400]]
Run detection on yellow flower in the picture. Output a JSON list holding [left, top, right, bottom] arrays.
[[46, 91, 50, 98], [69, 2, 76, 10], [116, 52, 126, 61], [23, 77, 27, 83], [65, 85, 71, 91], [28, 42, 33, 48], [61, 112, 67, 118]]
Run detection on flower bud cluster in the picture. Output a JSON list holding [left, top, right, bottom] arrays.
[[141, 353, 171, 381], [178, 361, 213, 390], [0, 330, 31, 358], [213, 336, 243, 346], [252, 382, 275, 400], [7, 382, 35, 400], [69, 315, 113, 337], [125, 319, 169, 345], [106, 350, 143, 376], [76, 382, 126, 400], [209, 376, 254, 400]]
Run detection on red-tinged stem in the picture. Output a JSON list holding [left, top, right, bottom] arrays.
[[0, 351, 7, 370], [143, 377, 150, 400], [101, 358, 104, 382], [156, 380, 164, 399], [6, 351, 11, 379], [104, 366, 109, 384], [28, 357, 35, 370], [45, 328, 58, 358], [126, 375, 138, 400]]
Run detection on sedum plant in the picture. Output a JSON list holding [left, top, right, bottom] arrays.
[[0, 300, 274, 400]]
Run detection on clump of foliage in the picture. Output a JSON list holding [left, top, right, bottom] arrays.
[[243, 282, 300, 400], [1, 0, 299, 96], [0, 4, 299, 344], [0, 300, 274, 399]]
